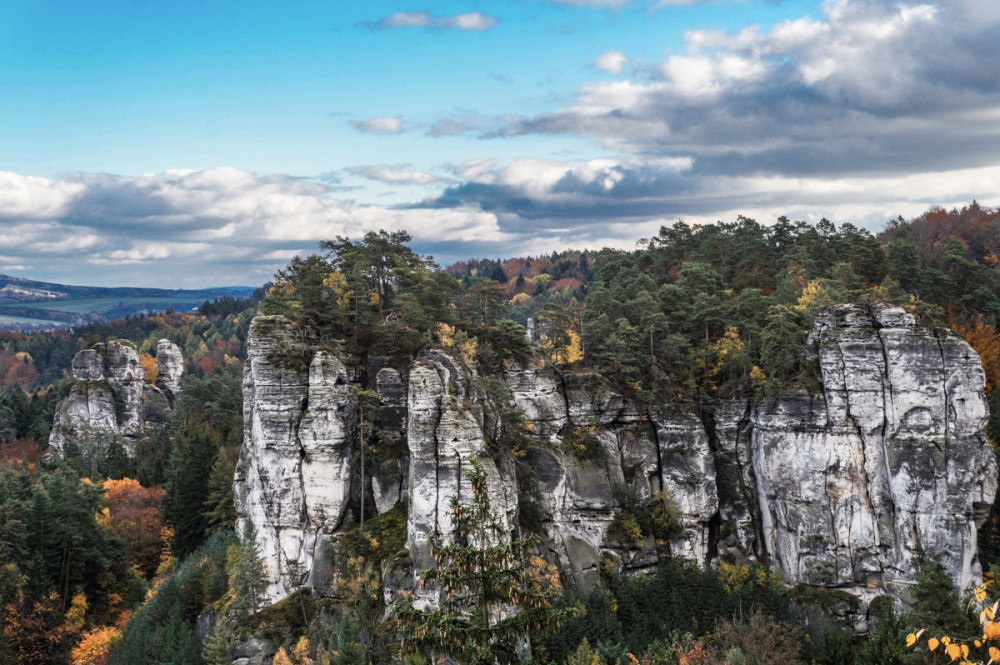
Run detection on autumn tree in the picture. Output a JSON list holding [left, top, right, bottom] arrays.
[[99, 478, 166, 579]]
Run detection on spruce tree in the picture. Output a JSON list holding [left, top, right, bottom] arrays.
[[203, 447, 236, 535], [394, 458, 568, 665], [201, 620, 232, 665], [231, 520, 268, 618]]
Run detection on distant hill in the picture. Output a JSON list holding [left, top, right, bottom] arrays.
[[0, 275, 256, 331]]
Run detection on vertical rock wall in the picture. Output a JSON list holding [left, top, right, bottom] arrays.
[[234, 316, 356, 599], [234, 306, 998, 617]]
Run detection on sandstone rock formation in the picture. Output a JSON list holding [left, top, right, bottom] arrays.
[[49, 339, 183, 453], [234, 305, 998, 622]]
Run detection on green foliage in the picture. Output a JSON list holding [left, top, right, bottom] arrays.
[[230, 520, 269, 620], [165, 431, 218, 557], [904, 550, 978, 638], [566, 637, 604, 665], [201, 620, 232, 665], [541, 559, 791, 663], [562, 425, 605, 463], [860, 598, 914, 665], [203, 447, 237, 535], [330, 612, 370, 665], [109, 529, 235, 665], [0, 459, 141, 624], [394, 458, 569, 665]]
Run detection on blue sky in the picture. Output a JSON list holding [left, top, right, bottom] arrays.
[[1, 0, 998, 287]]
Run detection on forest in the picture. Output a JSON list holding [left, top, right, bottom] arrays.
[[4, 203, 1000, 664]]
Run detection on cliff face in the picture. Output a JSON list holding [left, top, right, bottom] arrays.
[[234, 305, 998, 618], [49, 339, 183, 453]]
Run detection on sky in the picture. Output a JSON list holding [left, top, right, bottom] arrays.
[[1, 0, 1000, 288]]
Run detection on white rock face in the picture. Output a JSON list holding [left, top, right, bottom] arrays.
[[405, 352, 517, 608], [234, 305, 997, 617], [747, 304, 998, 606], [49, 339, 182, 453], [155, 338, 184, 404], [234, 316, 356, 601]]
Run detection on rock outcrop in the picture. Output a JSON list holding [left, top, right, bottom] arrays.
[[234, 305, 998, 621], [234, 316, 356, 600], [49, 339, 183, 453]]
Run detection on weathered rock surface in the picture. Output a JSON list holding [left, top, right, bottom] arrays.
[[748, 304, 997, 609], [49, 339, 183, 453], [234, 305, 998, 620], [234, 316, 356, 600]]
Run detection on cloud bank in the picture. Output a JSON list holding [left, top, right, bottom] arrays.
[[413, 0, 1000, 236], [0, 168, 511, 287]]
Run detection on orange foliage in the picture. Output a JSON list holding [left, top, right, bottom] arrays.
[[3, 590, 77, 665], [0, 350, 39, 390], [0, 438, 41, 464], [953, 316, 1000, 395], [101, 478, 166, 578], [71, 625, 121, 665], [139, 353, 158, 384]]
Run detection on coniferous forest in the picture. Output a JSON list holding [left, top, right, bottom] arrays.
[[5, 204, 1000, 664]]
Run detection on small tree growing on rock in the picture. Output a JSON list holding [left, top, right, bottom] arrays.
[[393, 457, 569, 664]]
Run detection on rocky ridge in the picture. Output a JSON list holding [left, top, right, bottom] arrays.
[[234, 305, 998, 624], [49, 338, 183, 453]]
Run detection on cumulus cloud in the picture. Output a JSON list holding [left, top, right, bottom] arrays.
[[346, 165, 440, 185], [350, 117, 404, 134], [365, 11, 498, 31], [593, 50, 629, 75], [496, 0, 1000, 180], [0, 168, 515, 287]]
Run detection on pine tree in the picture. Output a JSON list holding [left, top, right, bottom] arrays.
[[231, 520, 268, 618], [203, 447, 236, 535], [394, 458, 569, 665], [201, 620, 232, 665], [330, 613, 369, 665]]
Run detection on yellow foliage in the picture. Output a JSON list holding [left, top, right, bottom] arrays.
[[273, 647, 294, 665], [322, 271, 353, 310], [292, 635, 313, 665], [749, 365, 766, 388], [562, 330, 584, 364], [510, 293, 532, 305], [913, 576, 1000, 664], [436, 322, 455, 347], [529, 274, 552, 289], [794, 280, 833, 314], [711, 326, 745, 376], [525, 556, 562, 595], [717, 562, 750, 594], [66, 589, 88, 631], [71, 625, 121, 665], [139, 353, 159, 384]]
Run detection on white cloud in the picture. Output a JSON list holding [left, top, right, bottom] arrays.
[[444, 13, 498, 31], [499, 0, 1000, 180], [368, 11, 498, 31], [0, 168, 515, 286], [593, 50, 629, 75], [347, 165, 439, 185], [350, 117, 404, 134]]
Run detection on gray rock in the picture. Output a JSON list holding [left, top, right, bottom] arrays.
[[49, 339, 181, 454], [232, 307, 998, 622]]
